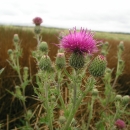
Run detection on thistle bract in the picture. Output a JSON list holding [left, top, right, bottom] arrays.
[[39, 55, 52, 72], [39, 41, 48, 53], [69, 52, 85, 69], [55, 52, 66, 70], [88, 55, 107, 77]]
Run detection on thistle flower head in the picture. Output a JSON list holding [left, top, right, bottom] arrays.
[[115, 119, 126, 129], [88, 55, 107, 77], [33, 17, 43, 25], [60, 27, 98, 55]]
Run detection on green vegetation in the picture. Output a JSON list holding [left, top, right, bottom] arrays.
[[0, 24, 130, 130]]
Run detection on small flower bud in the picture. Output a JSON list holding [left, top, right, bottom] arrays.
[[13, 34, 19, 43], [51, 95, 56, 101], [69, 53, 85, 70], [122, 95, 130, 105], [15, 86, 22, 96], [59, 116, 66, 124], [115, 119, 126, 129], [55, 52, 66, 70], [115, 95, 122, 102], [92, 88, 99, 97], [39, 41, 48, 53], [71, 118, 77, 127], [26, 110, 32, 120], [119, 60, 124, 65], [88, 55, 107, 77], [118, 41, 124, 51], [34, 26, 41, 34], [8, 49, 13, 55], [39, 55, 52, 72], [23, 67, 29, 81], [33, 17, 43, 26]]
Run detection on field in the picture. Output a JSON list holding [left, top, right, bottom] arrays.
[[0, 25, 130, 130]]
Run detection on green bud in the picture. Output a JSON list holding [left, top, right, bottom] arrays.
[[71, 118, 77, 127], [39, 55, 52, 72], [39, 41, 48, 53], [51, 95, 56, 101], [15, 86, 22, 96], [13, 34, 19, 43], [55, 52, 66, 70], [122, 95, 130, 105], [34, 25, 41, 34], [59, 116, 66, 124], [119, 60, 124, 65], [88, 55, 107, 77], [26, 110, 32, 120], [115, 95, 122, 102], [8, 49, 13, 55], [23, 67, 29, 81], [92, 88, 99, 97], [118, 41, 124, 51], [69, 53, 85, 70]]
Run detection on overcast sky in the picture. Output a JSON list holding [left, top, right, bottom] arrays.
[[0, 0, 130, 33]]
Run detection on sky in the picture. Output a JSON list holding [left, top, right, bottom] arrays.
[[0, 0, 130, 33]]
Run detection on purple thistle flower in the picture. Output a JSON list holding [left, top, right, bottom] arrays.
[[60, 27, 99, 55], [115, 119, 126, 129], [33, 17, 43, 25]]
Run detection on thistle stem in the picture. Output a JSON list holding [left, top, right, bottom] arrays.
[[57, 71, 66, 110], [62, 82, 91, 130], [86, 97, 95, 130], [44, 73, 53, 130]]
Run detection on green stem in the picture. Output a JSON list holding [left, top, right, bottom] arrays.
[[57, 71, 66, 110], [86, 97, 95, 130], [44, 74, 53, 130], [16, 54, 27, 114], [62, 84, 91, 130], [109, 101, 120, 130]]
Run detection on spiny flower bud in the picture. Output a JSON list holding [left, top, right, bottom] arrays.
[[13, 34, 19, 43], [23, 67, 29, 81], [39, 41, 48, 53], [34, 26, 41, 34], [122, 95, 130, 105], [88, 55, 107, 77], [8, 49, 13, 55], [92, 88, 99, 97], [55, 52, 66, 70], [118, 41, 124, 51], [119, 60, 124, 66], [59, 116, 66, 124], [71, 118, 77, 127], [115, 95, 122, 102], [69, 53, 85, 70], [38, 55, 52, 72], [115, 119, 126, 129], [26, 110, 32, 121], [15, 86, 22, 96]]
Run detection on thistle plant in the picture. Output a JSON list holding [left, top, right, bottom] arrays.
[[3, 18, 130, 130], [7, 34, 28, 113], [58, 27, 102, 130]]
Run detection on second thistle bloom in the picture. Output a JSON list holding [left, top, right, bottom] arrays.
[[60, 27, 98, 69], [33, 17, 43, 26]]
